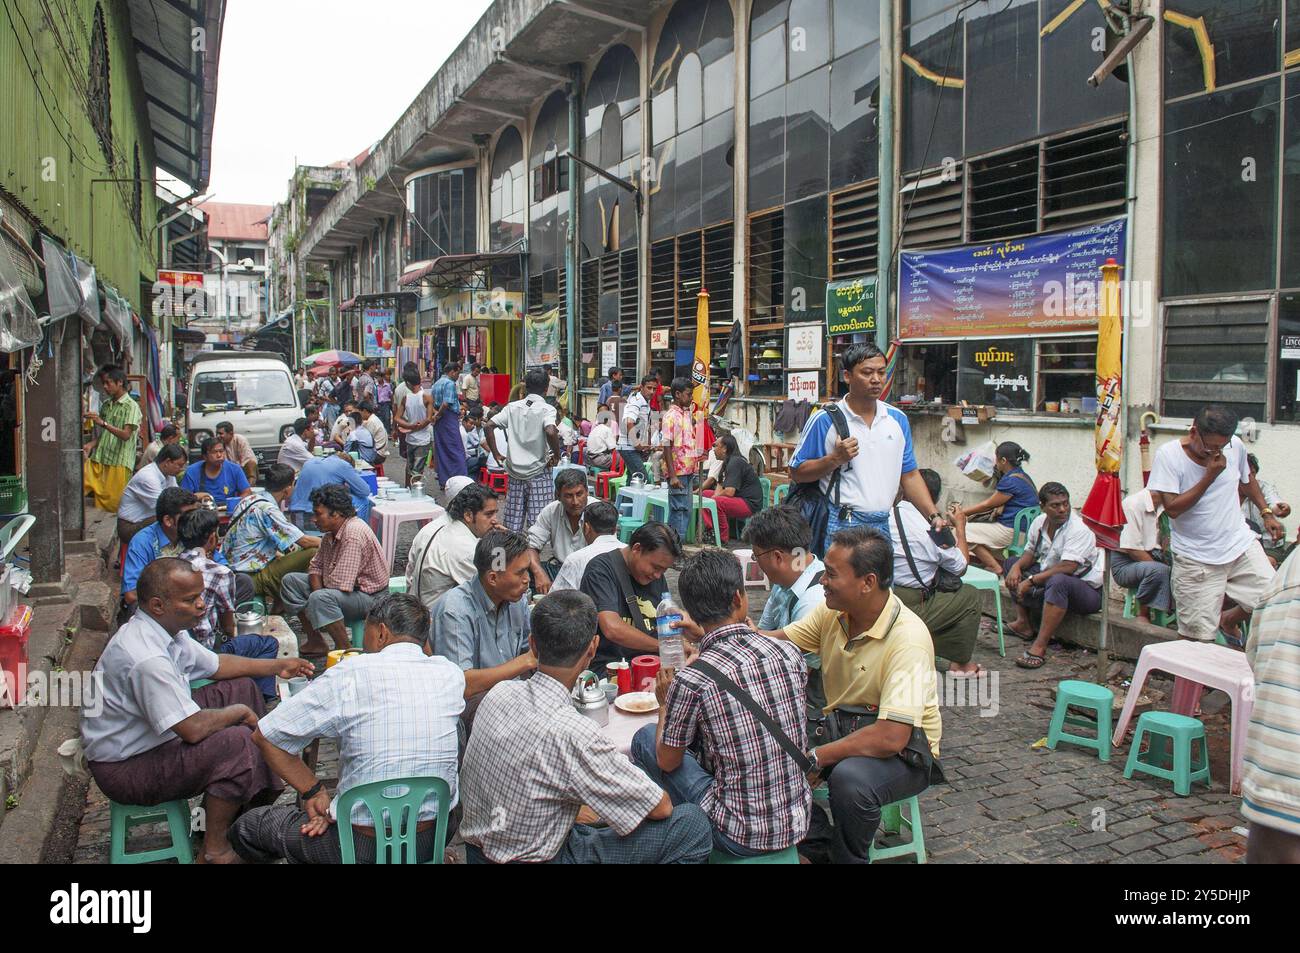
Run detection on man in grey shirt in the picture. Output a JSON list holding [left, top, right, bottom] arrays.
[[430, 528, 535, 700]]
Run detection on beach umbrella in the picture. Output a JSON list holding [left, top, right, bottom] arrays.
[[307, 349, 362, 367]]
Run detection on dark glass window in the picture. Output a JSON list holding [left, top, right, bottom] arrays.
[[751, 25, 786, 97], [678, 54, 704, 131], [902, 11, 963, 172], [1163, 301, 1269, 419], [1164, 0, 1281, 101], [1280, 72, 1300, 287], [582, 45, 641, 260], [676, 125, 704, 234], [531, 91, 570, 275], [788, 0, 832, 79], [489, 127, 525, 250], [830, 43, 880, 189], [964, 0, 1038, 156], [702, 111, 735, 225], [785, 67, 831, 201], [833, 0, 879, 56], [1162, 79, 1279, 296], [1039, 0, 1128, 135], [957, 338, 1033, 410], [749, 88, 786, 211], [407, 167, 476, 263], [784, 196, 828, 323]]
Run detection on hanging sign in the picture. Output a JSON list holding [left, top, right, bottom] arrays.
[[825, 276, 877, 337]]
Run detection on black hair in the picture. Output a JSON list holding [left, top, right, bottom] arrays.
[[839, 342, 886, 373], [670, 376, 692, 395], [608, 366, 622, 378], [1195, 405, 1239, 439], [264, 462, 296, 493], [830, 526, 894, 587], [177, 508, 220, 550], [1247, 453, 1260, 472], [995, 441, 1030, 466], [310, 483, 355, 518], [464, 404, 483, 421], [716, 433, 738, 456], [448, 483, 497, 522], [292, 417, 310, 436], [359, 400, 377, 414], [155, 443, 186, 464], [531, 590, 599, 666], [200, 436, 223, 456], [582, 500, 619, 535], [470, 362, 481, 372], [742, 505, 812, 552], [365, 593, 430, 643], [159, 424, 179, 440], [216, 421, 233, 434], [156, 486, 198, 522], [640, 374, 657, 386], [1038, 481, 1070, 505], [919, 468, 942, 507], [629, 521, 682, 558], [554, 468, 587, 495], [99, 365, 127, 386], [525, 367, 549, 394], [137, 556, 198, 607], [678, 549, 744, 630], [403, 368, 420, 388], [473, 528, 531, 577]]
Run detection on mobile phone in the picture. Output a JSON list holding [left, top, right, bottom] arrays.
[[928, 526, 956, 548]]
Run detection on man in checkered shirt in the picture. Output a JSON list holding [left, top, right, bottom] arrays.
[[633, 549, 811, 857], [460, 590, 712, 864]]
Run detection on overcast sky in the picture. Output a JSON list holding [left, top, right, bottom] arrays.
[[201, 0, 494, 206]]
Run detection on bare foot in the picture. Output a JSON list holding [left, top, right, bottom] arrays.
[[202, 848, 246, 864], [299, 637, 331, 656], [1006, 621, 1035, 641], [948, 663, 982, 677]]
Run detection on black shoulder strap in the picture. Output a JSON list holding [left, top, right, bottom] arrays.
[[608, 552, 653, 634], [692, 659, 811, 773], [893, 505, 936, 598], [224, 497, 277, 541], [822, 403, 850, 506]]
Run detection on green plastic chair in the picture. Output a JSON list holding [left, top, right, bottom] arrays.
[[868, 795, 927, 864], [709, 845, 799, 864], [617, 515, 643, 543], [695, 495, 722, 547], [758, 476, 772, 511], [348, 618, 367, 649], [388, 576, 408, 593], [1046, 680, 1114, 762], [1123, 711, 1211, 796], [1005, 506, 1041, 558], [961, 565, 1005, 657], [335, 776, 452, 864], [773, 482, 790, 506], [109, 799, 194, 864], [0, 514, 35, 564]]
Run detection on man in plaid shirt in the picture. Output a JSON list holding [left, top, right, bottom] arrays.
[[633, 548, 811, 857], [176, 509, 279, 697], [281, 484, 390, 655]]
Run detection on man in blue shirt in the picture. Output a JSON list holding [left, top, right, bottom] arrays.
[[431, 361, 467, 489], [287, 452, 373, 525], [597, 367, 628, 410], [181, 437, 252, 514], [121, 487, 202, 610]]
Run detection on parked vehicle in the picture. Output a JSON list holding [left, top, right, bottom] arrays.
[[186, 351, 303, 474]]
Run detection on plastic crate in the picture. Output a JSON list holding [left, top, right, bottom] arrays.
[[0, 477, 25, 515]]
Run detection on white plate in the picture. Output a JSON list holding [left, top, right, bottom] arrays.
[[614, 692, 659, 714]]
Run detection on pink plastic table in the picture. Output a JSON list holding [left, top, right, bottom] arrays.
[[369, 499, 445, 571], [601, 705, 659, 757], [1111, 640, 1255, 794]]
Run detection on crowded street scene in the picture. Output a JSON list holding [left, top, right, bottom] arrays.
[[0, 0, 1295, 923]]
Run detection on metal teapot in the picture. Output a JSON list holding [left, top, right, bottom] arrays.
[[571, 670, 609, 727], [235, 602, 266, 638]]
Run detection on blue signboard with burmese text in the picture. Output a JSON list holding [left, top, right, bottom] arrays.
[[899, 218, 1127, 340]]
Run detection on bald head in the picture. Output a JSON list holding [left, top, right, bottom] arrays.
[[137, 557, 206, 635]]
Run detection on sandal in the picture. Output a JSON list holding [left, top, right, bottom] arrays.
[[948, 665, 984, 679], [1015, 651, 1046, 669], [1006, 622, 1036, 642]]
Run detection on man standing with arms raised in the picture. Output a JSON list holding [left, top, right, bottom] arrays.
[[485, 367, 562, 535], [790, 343, 943, 550]]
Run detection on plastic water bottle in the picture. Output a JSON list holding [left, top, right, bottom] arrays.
[[656, 593, 686, 670]]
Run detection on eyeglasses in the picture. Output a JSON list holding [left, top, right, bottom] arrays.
[[751, 547, 779, 560]]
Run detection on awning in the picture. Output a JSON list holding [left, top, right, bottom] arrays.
[[398, 252, 525, 290], [0, 225, 40, 353], [340, 292, 419, 313]]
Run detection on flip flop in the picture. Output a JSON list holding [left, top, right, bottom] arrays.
[[1216, 628, 1246, 649], [948, 666, 984, 679], [1015, 651, 1046, 669], [1007, 624, 1036, 642]]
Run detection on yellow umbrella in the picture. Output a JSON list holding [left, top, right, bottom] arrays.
[[691, 289, 711, 410]]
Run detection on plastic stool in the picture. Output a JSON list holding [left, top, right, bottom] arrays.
[[868, 795, 926, 864], [709, 845, 799, 864], [1046, 680, 1114, 761], [348, 618, 367, 649], [485, 471, 508, 494], [1123, 590, 1177, 628], [109, 799, 194, 864], [733, 549, 771, 590], [1123, 711, 1211, 796], [388, 576, 407, 593], [961, 565, 1005, 657]]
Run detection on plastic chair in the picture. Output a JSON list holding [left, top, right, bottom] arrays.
[[773, 482, 790, 506], [709, 845, 799, 864], [868, 795, 927, 864], [595, 450, 624, 500], [1123, 711, 1211, 796], [348, 618, 367, 649], [109, 799, 194, 864], [694, 495, 723, 547], [334, 776, 452, 864], [1046, 680, 1114, 761], [388, 576, 408, 593], [961, 566, 1005, 657], [733, 549, 770, 590], [1005, 507, 1041, 558], [0, 514, 34, 564]]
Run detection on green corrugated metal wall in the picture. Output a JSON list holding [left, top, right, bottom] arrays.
[[1, 0, 160, 307]]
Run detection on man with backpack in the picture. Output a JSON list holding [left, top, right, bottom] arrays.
[[788, 342, 944, 556]]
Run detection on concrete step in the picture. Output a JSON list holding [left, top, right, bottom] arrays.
[[976, 586, 1178, 662]]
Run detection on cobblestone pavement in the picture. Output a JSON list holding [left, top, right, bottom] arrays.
[[71, 456, 1248, 862]]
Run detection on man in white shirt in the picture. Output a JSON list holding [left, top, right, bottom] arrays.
[[552, 501, 624, 592], [888, 469, 982, 676], [1243, 453, 1291, 565], [585, 405, 617, 471], [358, 400, 389, 464], [406, 483, 501, 613], [1004, 482, 1105, 668], [140, 423, 180, 467], [1112, 487, 1173, 623], [277, 417, 316, 473], [1147, 405, 1282, 643], [617, 375, 657, 481], [82, 558, 312, 864], [118, 443, 186, 545], [229, 593, 465, 864], [484, 367, 561, 533], [458, 362, 481, 404], [528, 469, 589, 583]]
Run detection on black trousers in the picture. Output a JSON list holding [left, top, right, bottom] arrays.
[[229, 803, 458, 864], [806, 754, 930, 865]]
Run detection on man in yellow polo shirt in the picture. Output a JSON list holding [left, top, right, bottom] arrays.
[[761, 525, 942, 864]]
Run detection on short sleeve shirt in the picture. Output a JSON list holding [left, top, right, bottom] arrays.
[[181, 459, 250, 512], [432, 376, 460, 415], [791, 399, 916, 515], [994, 468, 1038, 528], [494, 395, 556, 481], [1024, 512, 1104, 587], [1147, 437, 1255, 565], [661, 404, 704, 476], [579, 549, 667, 666], [722, 455, 764, 513], [90, 392, 143, 469], [223, 490, 305, 573]]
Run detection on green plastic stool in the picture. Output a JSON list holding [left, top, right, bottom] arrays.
[[868, 795, 927, 864], [1046, 680, 1114, 761], [961, 565, 1006, 657], [1123, 590, 1177, 628], [617, 515, 643, 543], [335, 776, 452, 864], [709, 845, 799, 864], [109, 799, 194, 864], [388, 576, 407, 593], [348, 618, 367, 649], [1123, 711, 1211, 796]]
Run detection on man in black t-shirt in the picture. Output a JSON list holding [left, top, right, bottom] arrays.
[[579, 521, 687, 666], [701, 434, 764, 543]]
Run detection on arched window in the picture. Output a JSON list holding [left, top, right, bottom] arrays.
[[529, 91, 570, 276], [581, 44, 641, 258], [88, 4, 112, 163], [489, 126, 525, 251]]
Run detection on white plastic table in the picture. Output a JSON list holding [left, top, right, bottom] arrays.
[[601, 705, 660, 757], [369, 498, 445, 571]]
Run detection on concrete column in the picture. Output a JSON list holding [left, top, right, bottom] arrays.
[[638, 27, 652, 379], [24, 319, 72, 597], [59, 321, 84, 544]]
